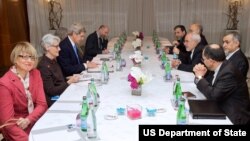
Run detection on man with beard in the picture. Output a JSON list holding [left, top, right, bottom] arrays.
[[171, 32, 204, 72], [171, 25, 190, 64], [222, 31, 249, 78]]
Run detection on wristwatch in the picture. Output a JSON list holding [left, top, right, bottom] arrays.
[[194, 75, 203, 84]]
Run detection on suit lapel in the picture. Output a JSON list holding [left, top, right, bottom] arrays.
[[228, 49, 240, 61], [66, 37, 80, 64], [212, 61, 227, 85], [8, 71, 26, 96], [190, 47, 197, 63]]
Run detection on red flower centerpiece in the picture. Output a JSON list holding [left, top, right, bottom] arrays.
[[138, 32, 144, 41], [127, 67, 152, 96]]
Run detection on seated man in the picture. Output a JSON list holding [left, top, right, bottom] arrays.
[[172, 32, 204, 72], [171, 25, 190, 64], [189, 23, 208, 46], [222, 31, 249, 78], [193, 44, 250, 124], [57, 22, 97, 77], [84, 25, 110, 61], [38, 34, 80, 107]]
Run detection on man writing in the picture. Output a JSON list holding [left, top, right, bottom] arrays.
[[57, 22, 97, 77], [84, 25, 110, 61]]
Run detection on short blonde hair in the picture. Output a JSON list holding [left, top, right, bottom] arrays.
[[10, 41, 38, 67]]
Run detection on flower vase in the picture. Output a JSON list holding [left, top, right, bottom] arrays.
[[131, 86, 142, 96], [135, 46, 141, 51], [134, 63, 141, 68], [132, 59, 141, 67], [156, 47, 161, 54]]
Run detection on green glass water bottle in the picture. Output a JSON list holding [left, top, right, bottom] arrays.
[[81, 96, 89, 132], [175, 76, 182, 105], [176, 97, 187, 125]]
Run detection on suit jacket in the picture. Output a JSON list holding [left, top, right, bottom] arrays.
[[228, 49, 249, 78], [0, 69, 47, 141], [196, 61, 250, 124], [178, 43, 204, 72], [37, 55, 69, 107], [176, 35, 191, 64], [57, 37, 86, 77], [84, 31, 108, 61], [200, 34, 208, 46]]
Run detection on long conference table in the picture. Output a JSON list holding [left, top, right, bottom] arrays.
[[29, 36, 232, 141]]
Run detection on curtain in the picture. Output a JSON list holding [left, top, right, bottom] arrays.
[[27, 0, 250, 57], [241, 0, 250, 56]]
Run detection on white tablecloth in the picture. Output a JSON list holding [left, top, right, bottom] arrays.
[[29, 36, 231, 141]]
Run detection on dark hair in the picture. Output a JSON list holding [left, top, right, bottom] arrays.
[[203, 44, 225, 62], [174, 25, 186, 33], [99, 25, 108, 30]]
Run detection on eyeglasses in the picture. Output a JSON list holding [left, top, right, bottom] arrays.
[[51, 44, 60, 49], [18, 55, 36, 61]]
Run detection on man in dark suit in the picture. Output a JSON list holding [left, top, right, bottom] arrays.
[[171, 32, 204, 72], [171, 25, 190, 64], [57, 22, 97, 77], [193, 44, 250, 124], [189, 23, 208, 46], [223, 31, 249, 78], [84, 25, 110, 61]]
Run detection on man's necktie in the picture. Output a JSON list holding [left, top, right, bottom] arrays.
[[212, 74, 216, 86], [99, 37, 103, 49], [190, 51, 194, 60], [73, 45, 80, 64]]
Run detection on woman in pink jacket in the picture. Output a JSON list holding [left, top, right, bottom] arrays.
[[0, 42, 48, 141]]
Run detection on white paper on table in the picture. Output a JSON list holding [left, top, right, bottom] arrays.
[[87, 61, 115, 73], [49, 102, 81, 113], [31, 125, 85, 141], [96, 54, 113, 59]]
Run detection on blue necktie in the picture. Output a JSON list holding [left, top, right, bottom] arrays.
[[73, 45, 80, 64]]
